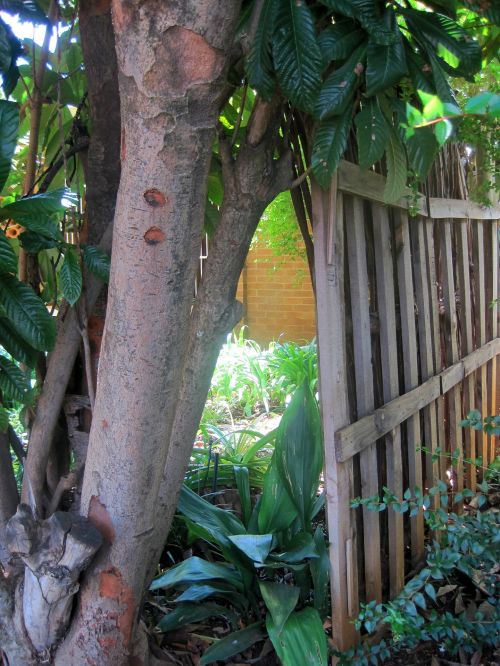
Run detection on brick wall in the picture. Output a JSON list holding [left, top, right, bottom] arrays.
[[235, 245, 316, 345]]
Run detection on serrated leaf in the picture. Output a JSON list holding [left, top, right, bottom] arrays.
[[355, 98, 390, 168], [0, 354, 30, 402], [60, 248, 82, 306], [0, 100, 18, 192], [19, 231, 58, 252], [320, 0, 397, 45], [246, 0, 278, 99], [0, 273, 55, 351], [0, 316, 38, 366], [311, 107, 352, 189], [81, 244, 110, 283], [318, 20, 365, 66], [0, 188, 77, 223], [406, 126, 438, 180], [0, 403, 8, 431], [383, 129, 407, 204], [0, 231, 17, 274], [199, 623, 265, 666], [365, 9, 407, 97], [272, 0, 323, 113], [315, 43, 366, 120]]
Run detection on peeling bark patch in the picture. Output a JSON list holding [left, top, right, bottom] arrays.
[[111, 0, 132, 31], [101, 419, 108, 429], [144, 227, 166, 245], [99, 567, 136, 644], [143, 188, 166, 208], [144, 26, 224, 95], [88, 495, 115, 543]]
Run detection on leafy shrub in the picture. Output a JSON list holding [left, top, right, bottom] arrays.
[[151, 382, 329, 666]]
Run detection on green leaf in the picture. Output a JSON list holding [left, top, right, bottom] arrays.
[[259, 581, 299, 634], [310, 527, 330, 619], [319, 0, 397, 45], [19, 231, 58, 253], [0, 354, 30, 402], [434, 118, 453, 146], [267, 607, 328, 666], [272, 0, 323, 113], [365, 9, 407, 97], [355, 98, 389, 169], [0, 1, 48, 23], [81, 244, 110, 283], [270, 530, 319, 563], [0, 231, 17, 275], [150, 556, 243, 592], [0, 403, 8, 432], [311, 107, 352, 188], [258, 456, 297, 534], [199, 623, 265, 666], [175, 583, 247, 609], [0, 100, 18, 192], [465, 92, 500, 118], [404, 43, 435, 94], [233, 465, 252, 527], [228, 533, 273, 564], [315, 43, 366, 120], [407, 127, 438, 180], [178, 485, 246, 551], [383, 129, 407, 204], [246, 0, 278, 100], [274, 381, 323, 529], [60, 248, 82, 306], [0, 316, 38, 367], [0, 188, 77, 223], [418, 91, 444, 120], [156, 602, 238, 633], [0, 18, 22, 97], [0, 274, 55, 351], [318, 20, 365, 66]]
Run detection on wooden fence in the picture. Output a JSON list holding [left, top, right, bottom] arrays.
[[313, 161, 500, 651]]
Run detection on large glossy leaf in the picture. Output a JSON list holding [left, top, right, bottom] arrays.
[[259, 581, 299, 634], [0, 188, 77, 223], [228, 533, 273, 564], [0, 403, 8, 432], [175, 583, 248, 609], [310, 527, 330, 619], [150, 556, 242, 592], [404, 43, 435, 94], [318, 20, 365, 66], [0, 232, 17, 275], [319, 0, 397, 45], [60, 248, 82, 306], [407, 126, 439, 181], [0, 316, 38, 367], [403, 9, 481, 79], [311, 107, 352, 188], [233, 465, 252, 527], [274, 381, 323, 529], [272, 0, 323, 113], [178, 485, 246, 550], [258, 456, 297, 534], [199, 622, 266, 666], [246, 0, 278, 99], [427, 50, 456, 104], [267, 607, 328, 666], [0, 100, 18, 192], [0, 18, 21, 97], [0, 354, 30, 402], [81, 244, 110, 283], [365, 9, 407, 97], [156, 602, 238, 633], [19, 231, 58, 253], [270, 530, 319, 563], [355, 98, 389, 169], [0, 274, 55, 351], [315, 43, 366, 120], [383, 129, 407, 204]]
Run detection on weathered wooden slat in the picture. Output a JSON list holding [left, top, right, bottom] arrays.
[[395, 210, 424, 565], [456, 220, 476, 488], [473, 221, 489, 472], [428, 197, 500, 221], [440, 220, 464, 496], [335, 338, 500, 463], [312, 181, 359, 650], [489, 222, 498, 462], [372, 203, 404, 597], [484, 221, 498, 465], [345, 195, 382, 603]]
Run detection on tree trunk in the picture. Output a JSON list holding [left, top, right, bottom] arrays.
[[53, 3, 241, 663]]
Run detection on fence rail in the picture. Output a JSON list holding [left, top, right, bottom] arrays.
[[313, 161, 499, 652]]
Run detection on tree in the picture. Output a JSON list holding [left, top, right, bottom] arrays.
[[0, 0, 495, 664]]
